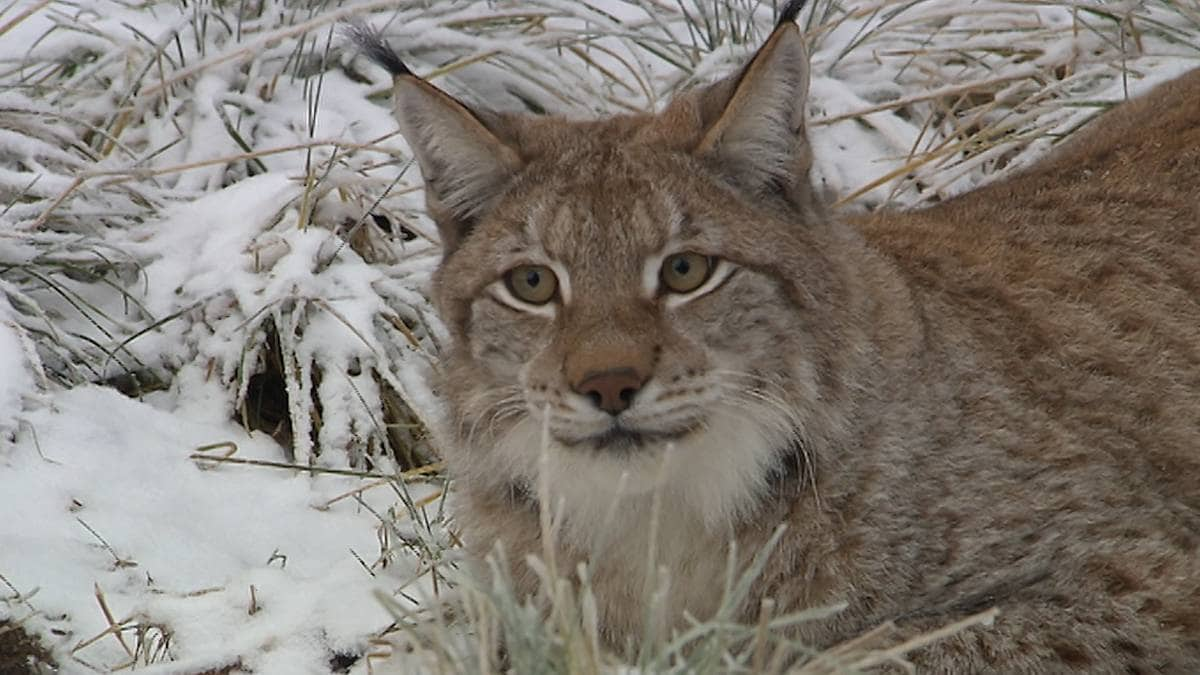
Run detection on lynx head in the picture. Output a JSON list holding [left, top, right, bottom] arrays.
[[356, 1, 866, 532]]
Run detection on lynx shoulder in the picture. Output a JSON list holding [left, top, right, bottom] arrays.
[[353, 3, 1200, 670]]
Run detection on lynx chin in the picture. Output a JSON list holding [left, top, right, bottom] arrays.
[[353, 1, 1200, 670]]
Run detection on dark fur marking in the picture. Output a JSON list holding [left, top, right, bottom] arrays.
[[778, 0, 809, 27], [764, 437, 810, 501], [344, 22, 412, 77], [505, 480, 538, 510], [1051, 642, 1092, 667]]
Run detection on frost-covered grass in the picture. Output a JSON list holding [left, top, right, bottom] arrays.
[[1, 0, 1197, 672]]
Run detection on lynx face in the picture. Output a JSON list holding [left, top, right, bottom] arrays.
[[434, 141, 831, 528], [351, 6, 844, 531]]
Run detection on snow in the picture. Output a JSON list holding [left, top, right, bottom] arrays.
[[0, 301, 38, 426], [1, 385, 419, 672]]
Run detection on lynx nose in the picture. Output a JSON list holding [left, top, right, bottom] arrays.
[[574, 368, 646, 415]]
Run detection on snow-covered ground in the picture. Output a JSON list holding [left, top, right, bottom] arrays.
[[3, 384, 409, 671], [2, 1, 1198, 672]]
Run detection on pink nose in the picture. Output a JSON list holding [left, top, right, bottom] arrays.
[[573, 368, 646, 415]]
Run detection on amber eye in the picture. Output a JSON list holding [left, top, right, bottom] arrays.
[[660, 252, 714, 293], [505, 264, 558, 305]]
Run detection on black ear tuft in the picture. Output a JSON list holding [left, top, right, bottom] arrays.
[[682, 2, 816, 213], [777, 0, 808, 28], [344, 22, 412, 77], [357, 27, 523, 254]]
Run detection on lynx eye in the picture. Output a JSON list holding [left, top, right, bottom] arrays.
[[505, 264, 558, 305], [661, 252, 714, 294]]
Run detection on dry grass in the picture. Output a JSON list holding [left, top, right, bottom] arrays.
[[4, 0, 1197, 462]]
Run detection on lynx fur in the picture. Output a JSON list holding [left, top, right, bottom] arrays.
[[355, 2, 1200, 670]]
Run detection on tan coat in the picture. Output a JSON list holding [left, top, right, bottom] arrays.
[[355, 3, 1200, 669]]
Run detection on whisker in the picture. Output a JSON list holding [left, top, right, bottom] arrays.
[[717, 384, 822, 510], [463, 387, 524, 447], [484, 404, 527, 442]]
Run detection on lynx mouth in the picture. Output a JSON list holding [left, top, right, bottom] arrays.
[[560, 422, 701, 453]]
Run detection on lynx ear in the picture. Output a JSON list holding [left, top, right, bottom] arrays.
[[689, 2, 813, 206], [392, 79, 522, 250], [350, 25, 521, 252]]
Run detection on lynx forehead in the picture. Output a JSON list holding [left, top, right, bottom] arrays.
[[354, 0, 1200, 669]]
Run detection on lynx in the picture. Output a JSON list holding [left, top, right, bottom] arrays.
[[353, 1, 1200, 670]]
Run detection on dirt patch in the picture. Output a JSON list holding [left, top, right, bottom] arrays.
[[0, 619, 56, 674]]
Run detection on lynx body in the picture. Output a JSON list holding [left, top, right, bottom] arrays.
[[356, 3, 1200, 670]]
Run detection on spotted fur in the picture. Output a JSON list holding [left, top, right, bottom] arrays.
[[356, 5, 1200, 670]]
